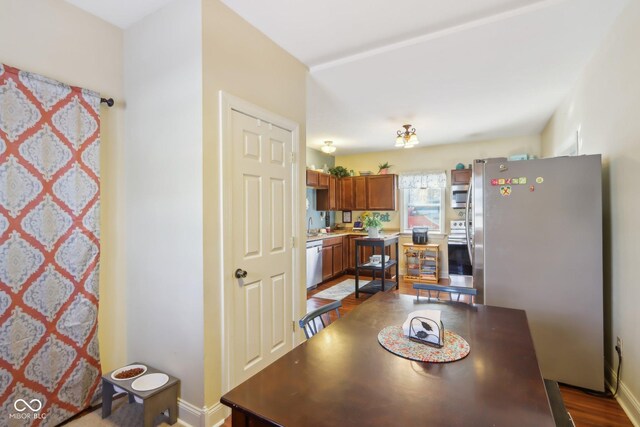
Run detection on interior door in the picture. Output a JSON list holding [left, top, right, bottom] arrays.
[[231, 110, 293, 387]]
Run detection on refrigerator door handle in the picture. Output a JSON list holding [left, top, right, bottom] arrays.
[[465, 178, 473, 264]]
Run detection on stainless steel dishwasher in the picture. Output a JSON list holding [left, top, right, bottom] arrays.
[[306, 240, 323, 289]]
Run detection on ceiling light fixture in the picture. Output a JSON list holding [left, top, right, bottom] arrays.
[[395, 124, 419, 148], [321, 140, 336, 154]]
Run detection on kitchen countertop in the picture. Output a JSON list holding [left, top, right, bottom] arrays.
[[306, 230, 400, 242]]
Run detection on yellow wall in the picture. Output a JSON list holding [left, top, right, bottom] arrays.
[[336, 136, 540, 276], [0, 0, 126, 372], [336, 135, 541, 231], [201, 0, 308, 410], [541, 2, 640, 422]]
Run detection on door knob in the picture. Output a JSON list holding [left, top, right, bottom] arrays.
[[235, 269, 248, 279]]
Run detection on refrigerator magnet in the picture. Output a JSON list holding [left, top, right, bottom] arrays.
[[529, 185, 535, 192], [498, 178, 506, 185], [491, 179, 498, 186], [519, 177, 527, 184], [536, 176, 544, 184], [500, 185, 512, 196]]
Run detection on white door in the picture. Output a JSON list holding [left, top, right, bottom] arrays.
[[230, 109, 293, 386]]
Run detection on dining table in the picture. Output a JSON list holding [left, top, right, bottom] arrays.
[[220, 292, 555, 426]]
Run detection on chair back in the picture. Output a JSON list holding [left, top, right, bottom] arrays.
[[299, 300, 342, 339], [413, 283, 477, 305]]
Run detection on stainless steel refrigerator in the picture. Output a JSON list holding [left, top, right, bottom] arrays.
[[468, 155, 604, 391]]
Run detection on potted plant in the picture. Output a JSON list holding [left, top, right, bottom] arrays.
[[363, 214, 383, 238], [378, 162, 392, 175], [328, 166, 351, 178]]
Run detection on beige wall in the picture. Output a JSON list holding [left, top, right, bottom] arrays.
[[0, 0, 126, 373], [541, 2, 640, 422], [201, 0, 308, 412], [335, 136, 541, 274]]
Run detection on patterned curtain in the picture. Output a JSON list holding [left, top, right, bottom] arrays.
[[0, 64, 101, 426], [398, 171, 446, 189]]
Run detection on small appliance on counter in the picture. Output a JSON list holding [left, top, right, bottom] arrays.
[[412, 227, 428, 244], [352, 221, 364, 231]]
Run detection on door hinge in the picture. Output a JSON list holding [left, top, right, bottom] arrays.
[[290, 152, 296, 163], [291, 236, 296, 248], [292, 320, 297, 333]]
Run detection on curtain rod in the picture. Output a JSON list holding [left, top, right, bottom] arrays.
[[100, 97, 114, 107]]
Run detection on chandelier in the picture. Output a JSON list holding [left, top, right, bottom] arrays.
[[321, 140, 336, 153], [395, 124, 419, 148]]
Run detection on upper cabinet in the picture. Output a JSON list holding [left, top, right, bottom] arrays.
[[306, 170, 319, 187], [339, 177, 354, 211], [366, 175, 397, 211], [307, 170, 330, 188], [353, 176, 368, 210], [310, 171, 398, 212], [318, 173, 330, 188], [317, 175, 339, 211], [451, 169, 472, 185]]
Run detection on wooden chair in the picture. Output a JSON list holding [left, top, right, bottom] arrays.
[[413, 283, 477, 304], [299, 300, 342, 339]]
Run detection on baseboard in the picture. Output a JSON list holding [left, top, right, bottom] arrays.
[[205, 402, 229, 427], [607, 365, 640, 426], [177, 398, 202, 427], [176, 399, 229, 427]]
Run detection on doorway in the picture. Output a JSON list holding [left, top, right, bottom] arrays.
[[219, 92, 300, 392]]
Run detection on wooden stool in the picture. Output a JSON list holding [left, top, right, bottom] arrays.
[[102, 363, 180, 427]]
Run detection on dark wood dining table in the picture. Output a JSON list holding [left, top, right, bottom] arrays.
[[220, 292, 555, 426]]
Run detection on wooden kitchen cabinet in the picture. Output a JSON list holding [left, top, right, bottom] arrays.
[[318, 173, 329, 188], [342, 235, 349, 270], [321, 236, 345, 281], [316, 175, 339, 211], [339, 177, 354, 210], [451, 169, 472, 185], [316, 174, 398, 211], [307, 170, 331, 189], [306, 170, 319, 187], [333, 241, 343, 275], [321, 246, 333, 281], [366, 175, 397, 210], [353, 177, 368, 210]]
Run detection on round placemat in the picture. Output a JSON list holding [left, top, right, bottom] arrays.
[[378, 326, 470, 363]]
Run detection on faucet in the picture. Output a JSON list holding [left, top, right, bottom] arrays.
[[307, 217, 313, 234]]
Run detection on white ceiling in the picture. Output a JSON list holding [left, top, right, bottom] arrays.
[[63, 0, 175, 28], [65, 0, 628, 155], [222, 0, 627, 155]]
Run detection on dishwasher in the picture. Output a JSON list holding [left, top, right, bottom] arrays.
[[306, 240, 323, 289]]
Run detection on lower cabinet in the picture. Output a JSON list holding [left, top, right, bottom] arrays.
[[321, 246, 333, 281], [321, 236, 345, 282]]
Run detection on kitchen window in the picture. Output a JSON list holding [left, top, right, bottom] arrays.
[[399, 172, 446, 233]]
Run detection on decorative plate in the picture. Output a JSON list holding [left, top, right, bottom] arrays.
[[378, 326, 470, 363]]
